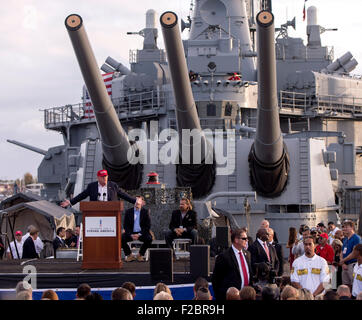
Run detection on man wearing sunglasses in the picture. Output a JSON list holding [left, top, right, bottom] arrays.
[[212, 228, 252, 300]]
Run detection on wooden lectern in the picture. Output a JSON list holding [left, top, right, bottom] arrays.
[[80, 201, 123, 269]]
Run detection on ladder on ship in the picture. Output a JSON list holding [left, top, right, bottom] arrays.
[[83, 140, 97, 187], [76, 223, 83, 261]]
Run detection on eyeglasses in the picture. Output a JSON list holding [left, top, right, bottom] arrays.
[[238, 237, 248, 240]]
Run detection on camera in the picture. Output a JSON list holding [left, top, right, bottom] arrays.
[[254, 262, 277, 284]]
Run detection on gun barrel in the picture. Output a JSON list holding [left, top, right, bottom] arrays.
[[65, 14, 131, 167], [248, 11, 289, 198], [160, 11, 215, 198], [160, 11, 207, 161], [254, 10, 283, 164], [7, 139, 47, 155]]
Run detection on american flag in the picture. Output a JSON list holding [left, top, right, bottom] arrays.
[[303, 0, 308, 21], [83, 72, 113, 118]]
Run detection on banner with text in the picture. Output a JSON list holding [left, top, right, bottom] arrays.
[[85, 217, 116, 237]]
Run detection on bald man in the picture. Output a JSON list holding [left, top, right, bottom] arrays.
[[260, 219, 278, 243], [337, 284, 352, 300]]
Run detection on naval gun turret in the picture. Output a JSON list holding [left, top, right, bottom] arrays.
[[160, 11, 216, 198], [65, 14, 142, 189], [248, 10, 289, 197]]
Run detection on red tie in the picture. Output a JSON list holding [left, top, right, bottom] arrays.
[[239, 251, 249, 287], [263, 242, 270, 261]]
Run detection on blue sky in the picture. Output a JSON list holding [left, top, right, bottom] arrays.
[[0, 0, 361, 180]]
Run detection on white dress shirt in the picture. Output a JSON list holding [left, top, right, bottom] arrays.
[[6, 240, 23, 259], [257, 238, 270, 258], [98, 183, 108, 201]]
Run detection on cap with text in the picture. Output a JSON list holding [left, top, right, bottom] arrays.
[[97, 169, 108, 177], [15, 230, 22, 236]]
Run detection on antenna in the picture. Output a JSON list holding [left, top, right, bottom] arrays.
[[276, 17, 296, 39]]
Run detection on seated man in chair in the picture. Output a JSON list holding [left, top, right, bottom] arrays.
[[122, 196, 152, 262], [165, 198, 198, 254]]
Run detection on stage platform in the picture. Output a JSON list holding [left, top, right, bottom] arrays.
[[0, 257, 215, 289]]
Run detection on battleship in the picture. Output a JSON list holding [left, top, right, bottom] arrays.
[[5, 0, 362, 244], [1, 0, 362, 299]]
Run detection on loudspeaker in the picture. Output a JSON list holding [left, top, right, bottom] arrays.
[[149, 248, 173, 282], [190, 245, 210, 278], [216, 226, 230, 248], [200, 0, 227, 26]]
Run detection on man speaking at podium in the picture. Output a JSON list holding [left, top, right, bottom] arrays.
[[60, 169, 136, 207]]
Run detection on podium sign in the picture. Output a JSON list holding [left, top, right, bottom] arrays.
[[85, 217, 117, 237], [80, 201, 123, 269]]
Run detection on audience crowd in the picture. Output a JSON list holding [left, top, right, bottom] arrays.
[[4, 219, 362, 301]]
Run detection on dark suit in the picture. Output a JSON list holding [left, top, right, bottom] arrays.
[[248, 239, 279, 278], [70, 181, 136, 205], [165, 209, 198, 248], [22, 237, 39, 259], [0, 237, 4, 259], [271, 241, 284, 276], [65, 235, 77, 248], [211, 247, 252, 300], [53, 236, 67, 258], [121, 207, 152, 256]]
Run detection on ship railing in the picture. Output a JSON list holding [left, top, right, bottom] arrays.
[[279, 91, 309, 113], [129, 50, 138, 64], [129, 49, 166, 64], [279, 90, 362, 116], [43, 90, 165, 128], [315, 94, 362, 115], [168, 118, 228, 131]]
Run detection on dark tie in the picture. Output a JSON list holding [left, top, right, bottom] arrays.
[[263, 242, 270, 261], [238, 251, 249, 287]]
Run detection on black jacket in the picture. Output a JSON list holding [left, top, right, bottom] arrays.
[[53, 236, 67, 258], [0, 237, 4, 259], [70, 181, 136, 205], [272, 241, 284, 276], [248, 239, 279, 276], [123, 207, 151, 237], [211, 247, 252, 300], [64, 235, 77, 248], [168, 209, 197, 233], [22, 237, 39, 259]]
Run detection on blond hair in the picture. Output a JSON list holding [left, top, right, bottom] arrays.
[[153, 291, 173, 300], [180, 197, 192, 210]]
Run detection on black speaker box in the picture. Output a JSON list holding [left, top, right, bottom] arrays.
[[149, 248, 173, 282], [216, 226, 230, 248], [190, 245, 210, 278]]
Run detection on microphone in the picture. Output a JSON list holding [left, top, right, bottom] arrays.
[[103, 193, 106, 201], [97, 193, 101, 201]]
